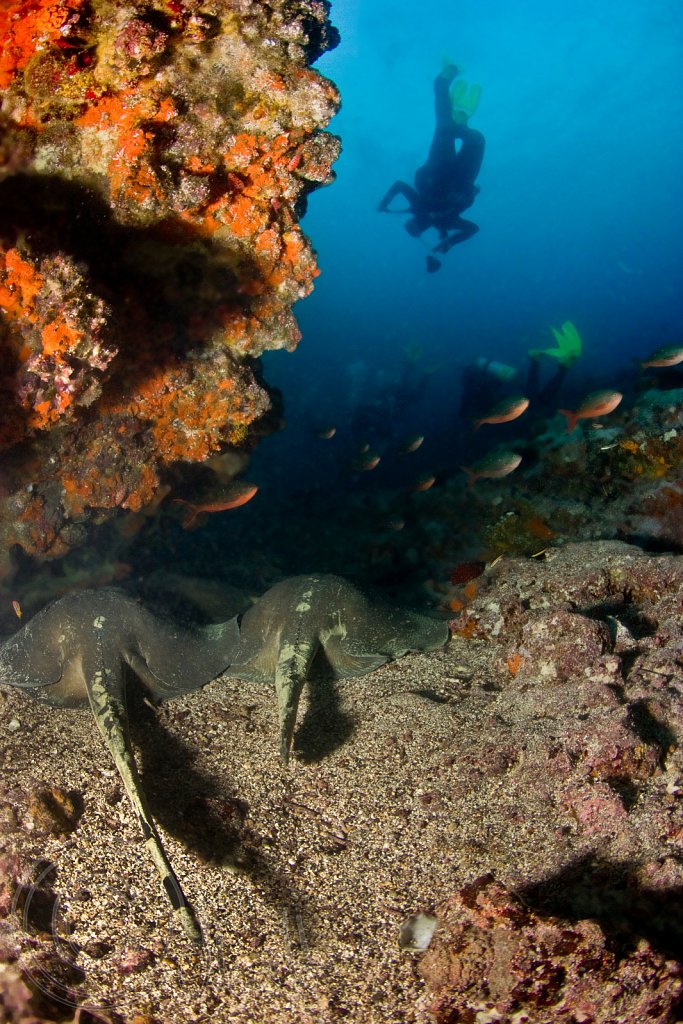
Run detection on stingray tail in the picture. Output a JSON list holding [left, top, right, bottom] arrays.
[[274, 646, 311, 764], [85, 660, 203, 944]]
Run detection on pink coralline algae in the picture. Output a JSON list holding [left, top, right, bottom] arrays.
[[432, 540, 683, 1021], [420, 873, 683, 1024], [0, 0, 340, 574]]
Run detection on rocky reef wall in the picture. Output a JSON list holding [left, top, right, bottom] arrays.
[[0, 0, 340, 574]]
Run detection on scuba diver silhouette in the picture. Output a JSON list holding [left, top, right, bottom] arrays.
[[378, 65, 485, 273]]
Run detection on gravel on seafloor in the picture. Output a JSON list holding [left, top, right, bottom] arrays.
[[0, 541, 682, 1023]]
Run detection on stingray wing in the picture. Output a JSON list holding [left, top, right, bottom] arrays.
[[135, 614, 241, 696], [0, 599, 71, 690], [231, 574, 449, 683], [319, 585, 449, 678], [227, 599, 286, 683], [224, 574, 449, 760], [318, 636, 390, 677]]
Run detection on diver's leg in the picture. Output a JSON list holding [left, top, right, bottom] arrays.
[[526, 357, 541, 401], [433, 217, 479, 252], [539, 363, 568, 405], [426, 72, 457, 166], [378, 180, 419, 213], [453, 126, 485, 184]]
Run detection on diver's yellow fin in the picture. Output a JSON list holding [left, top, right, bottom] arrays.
[[451, 80, 482, 123], [552, 321, 582, 365], [529, 320, 582, 366], [450, 79, 467, 105], [560, 321, 582, 360]]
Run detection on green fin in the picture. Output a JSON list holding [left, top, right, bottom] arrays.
[[529, 320, 582, 366], [451, 80, 482, 123]]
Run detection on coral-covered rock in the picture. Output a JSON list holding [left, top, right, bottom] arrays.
[[625, 479, 683, 551], [420, 873, 683, 1024], [0, 0, 340, 570], [447, 540, 683, 866], [25, 786, 82, 837]]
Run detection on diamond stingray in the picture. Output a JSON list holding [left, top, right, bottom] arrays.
[[227, 574, 449, 763], [0, 587, 240, 943]]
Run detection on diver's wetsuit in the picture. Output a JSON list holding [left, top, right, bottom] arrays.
[[378, 70, 485, 269], [526, 357, 569, 411]]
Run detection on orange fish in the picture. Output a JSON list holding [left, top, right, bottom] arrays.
[[173, 481, 258, 529], [11, 600, 22, 619], [526, 516, 554, 541], [641, 344, 683, 369], [460, 451, 522, 488], [473, 395, 529, 430], [317, 426, 337, 439], [559, 390, 623, 433], [356, 452, 381, 471], [412, 473, 436, 492], [399, 434, 424, 454]]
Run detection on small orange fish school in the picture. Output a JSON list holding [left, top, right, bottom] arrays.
[[399, 433, 425, 454], [454, 330, 679, 496], [355, 452, 381, 471]]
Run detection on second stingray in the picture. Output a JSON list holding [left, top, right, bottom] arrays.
[[227, 574, 449, 762]]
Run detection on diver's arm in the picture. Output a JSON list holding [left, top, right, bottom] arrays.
[[378, 180, 419, 213]]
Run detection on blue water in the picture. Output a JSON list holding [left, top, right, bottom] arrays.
[[254, 0, 683, 491]]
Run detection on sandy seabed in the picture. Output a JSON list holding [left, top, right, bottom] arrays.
[[1, 542, 682, 1023]]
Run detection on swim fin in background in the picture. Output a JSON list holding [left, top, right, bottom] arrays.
[[529, 320, 582, 366], [451, 79, 482, 123]]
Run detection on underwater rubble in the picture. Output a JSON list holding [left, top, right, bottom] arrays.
[[0, 0, 340, 577], [429, 539, 683, 1024], [420, 872, 682, 1023]]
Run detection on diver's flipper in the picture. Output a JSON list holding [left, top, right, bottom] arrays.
[[551, 321, 582, 364], [451, 79, 482, 123], [85, 657, 203, 944], [528, 320, 582, 367], [426, 255, 442, 273]]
